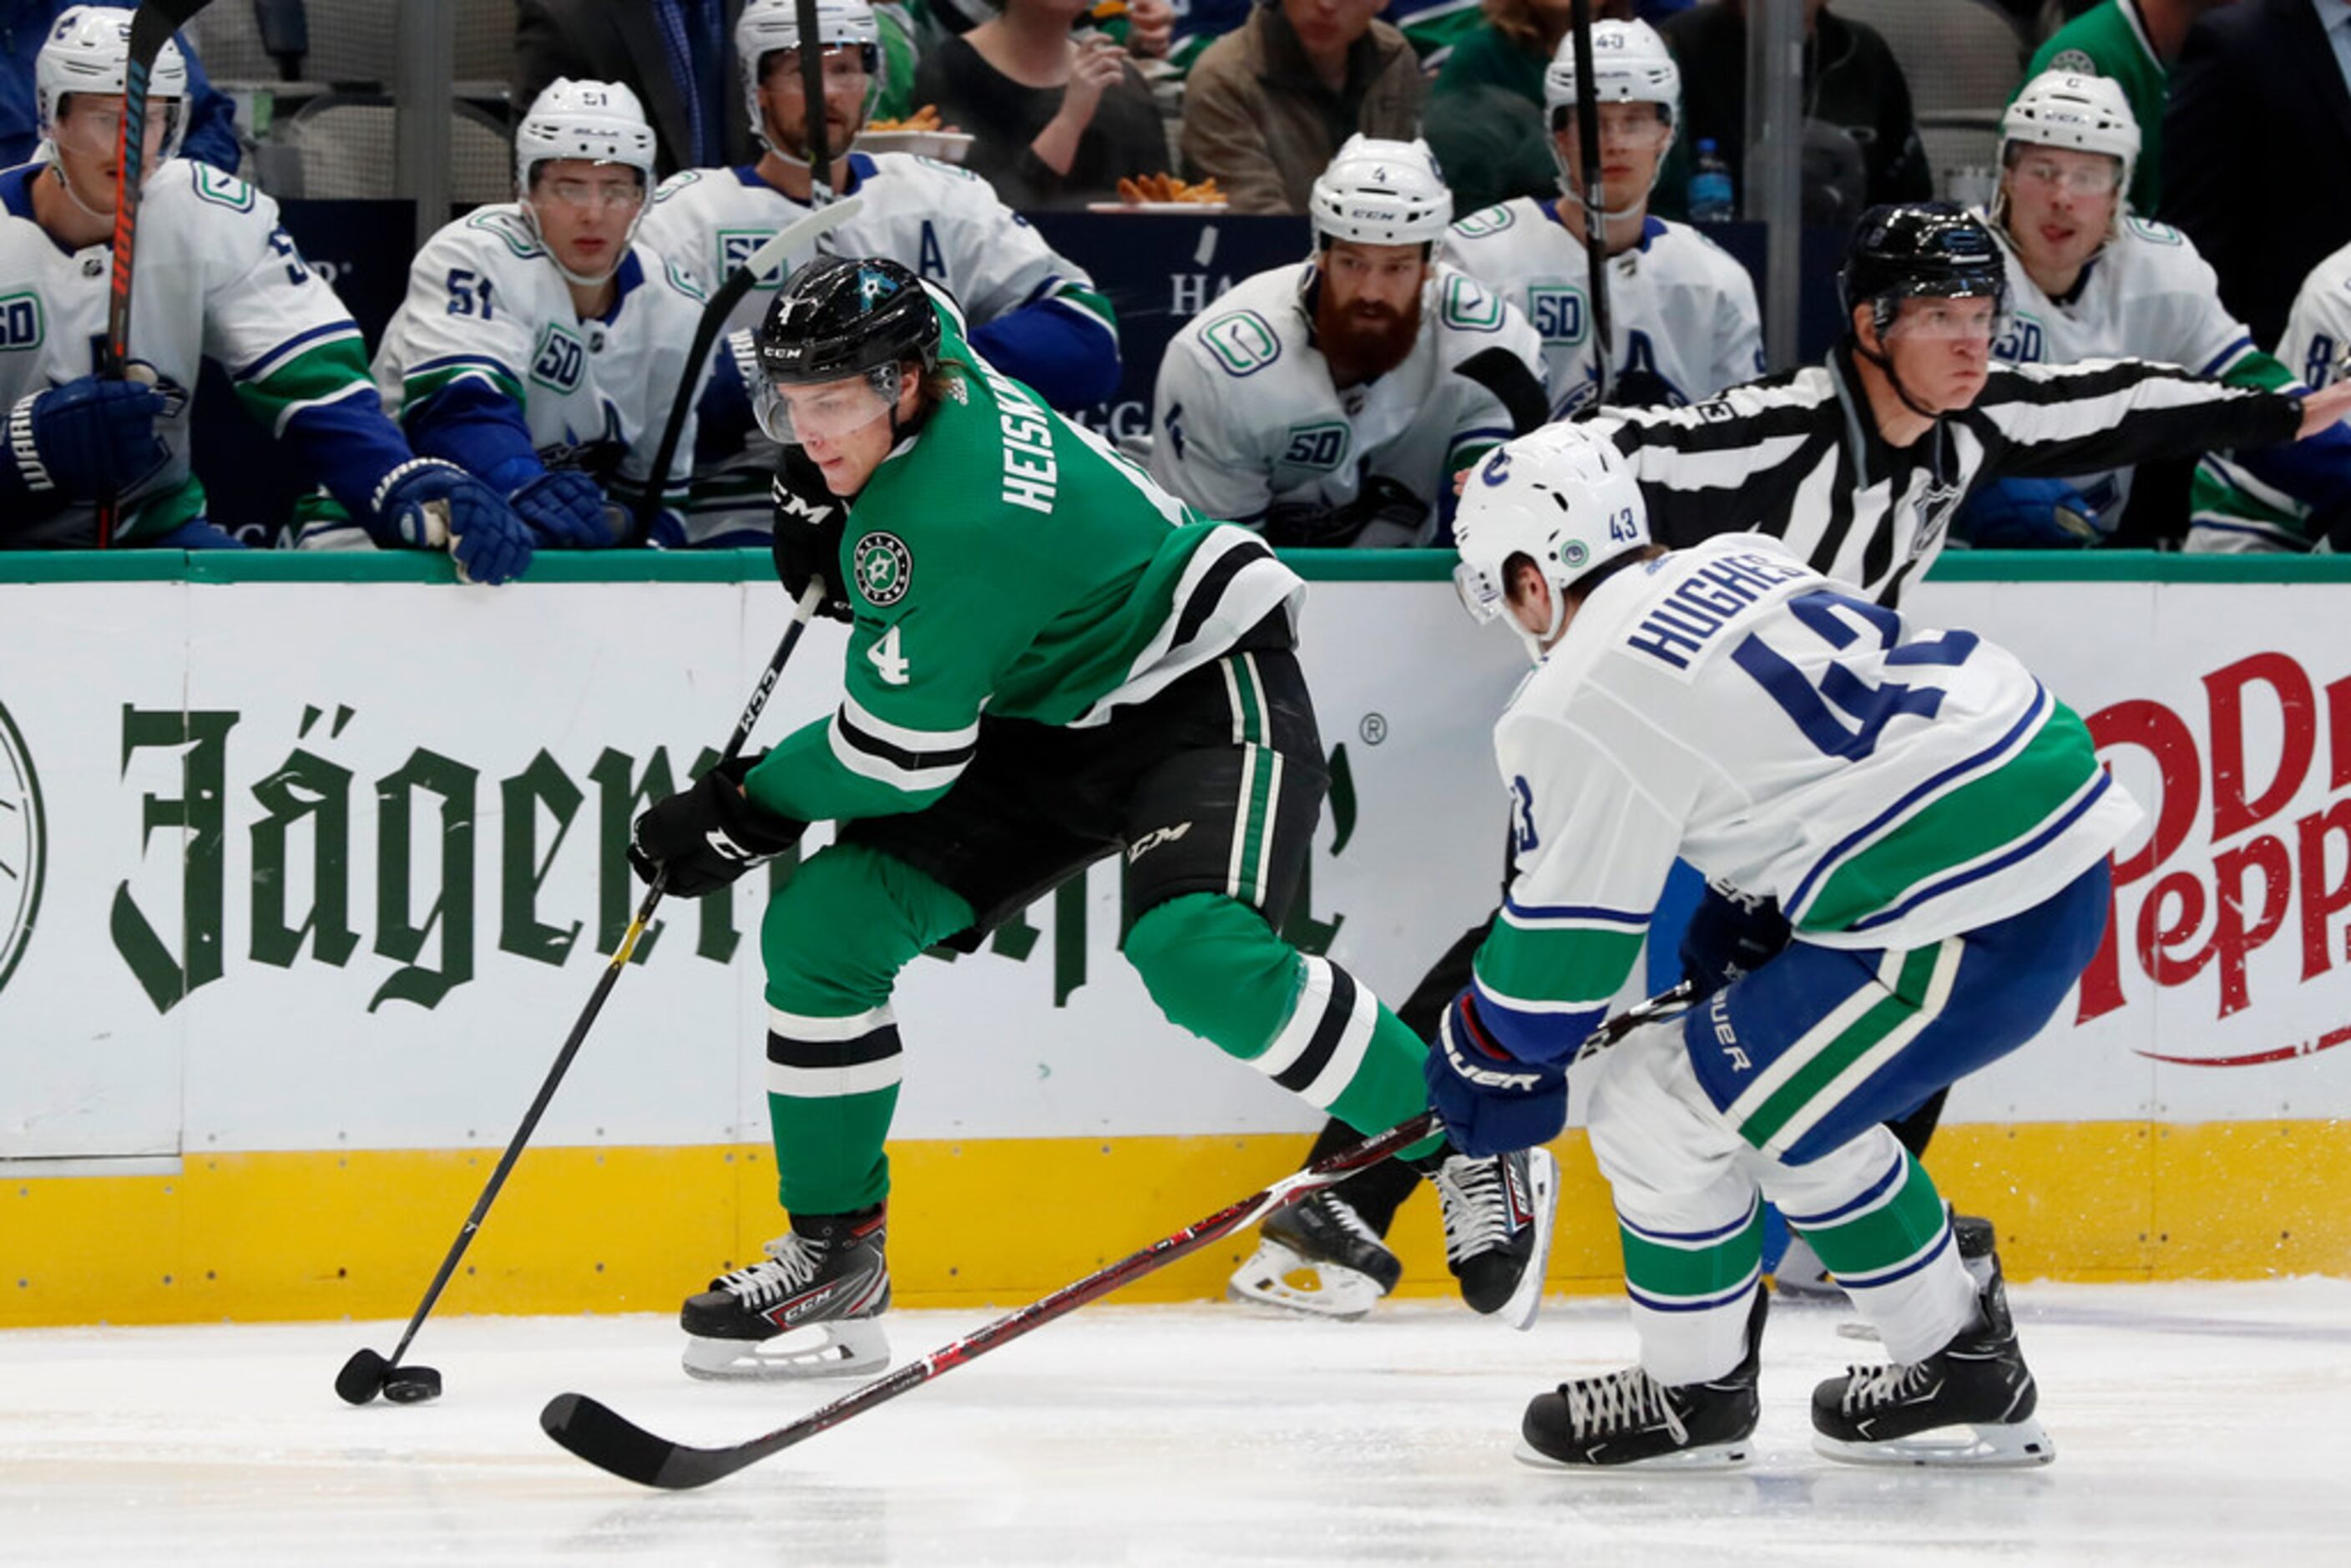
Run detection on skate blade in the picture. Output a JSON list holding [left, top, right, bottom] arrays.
[[1512, 1434, 1755, 1473], [1494, 1148, 1560, 1333], [1811, 1417, 2055, 1469], [680, 1319, 891, 1381], [1225, 1241, 1386, 1322]]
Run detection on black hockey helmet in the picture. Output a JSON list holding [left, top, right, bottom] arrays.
[[756, 254, 941, 387], [1838, 202, 2007, 337]]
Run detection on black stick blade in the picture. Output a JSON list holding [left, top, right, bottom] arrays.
[[542, 1393, 731, 1490], [335, 1347, 388, 1406]]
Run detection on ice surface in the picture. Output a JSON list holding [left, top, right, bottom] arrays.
[[5, 1280, 2350, 1565]]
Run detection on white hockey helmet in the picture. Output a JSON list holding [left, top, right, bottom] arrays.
[[1307, 134, 1454, 251], [1998, 70, 2139, 222], [36, 5, 190, 160], [736, 0, 883, 158], [1543, 21, 1678, 211], [515, 79, 658, 284], [1453, 422, 1651, 659]]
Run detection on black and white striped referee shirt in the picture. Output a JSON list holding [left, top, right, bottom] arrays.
[[1590, 344, 2304, 605]]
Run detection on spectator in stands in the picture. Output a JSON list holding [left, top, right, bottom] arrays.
[[2023, 0, 2234, 215], [914, 0, 1165, 207], [1181, 0, 1424, 213], [1423, 0, 1595, 216], [1148, 137, 1547, 547], [2161, 0, 2351, 349], [1658, 0, 1933, 225], [1, 0, 240, 174], [517, 0, 756, 178]]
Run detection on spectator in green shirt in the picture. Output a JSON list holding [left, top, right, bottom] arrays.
[[2021, 0, 2233, 215], [1423, 0, 1581, 215]]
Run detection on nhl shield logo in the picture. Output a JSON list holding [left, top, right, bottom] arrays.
[[853, 531, 913, 605]]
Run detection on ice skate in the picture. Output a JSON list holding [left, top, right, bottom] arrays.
[[1517, 1287, 1767, 1471], [1428, 1146, 1557, 1328], [1226, 1189, 1403, 1321], [680, 1205, 892, 1380], [1812, 1247, 2053, 1468]]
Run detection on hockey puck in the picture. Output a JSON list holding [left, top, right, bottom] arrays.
[[382, 1365, 443, 1404], [335, 1347, 391, 1405]]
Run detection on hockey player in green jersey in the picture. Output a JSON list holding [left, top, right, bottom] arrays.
[[626, 253, 1551, 1379]]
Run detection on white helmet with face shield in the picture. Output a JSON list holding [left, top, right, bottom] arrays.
[[37, 6, 189, 180], [1307, 134, 1454, 251], [1541, 19, 1678, 214], [1453, 422, 1651, 661], [736, 0, 883, 160], [514, 78, 659, 286], [1995, 70, 2140, 239]]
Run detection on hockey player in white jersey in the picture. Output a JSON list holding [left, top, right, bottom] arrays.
[[0, 6, 529, 576], [296, 79, 712, 554], [638, 0, 1122, 541], [1149, 135, 1548, 549], [1966, 72, 2351, 546], [1441, 19, 1763, 420], [1428, 420, 2141, 1470], [2189, 240, 2351, 552]]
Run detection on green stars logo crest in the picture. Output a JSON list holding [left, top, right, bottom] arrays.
[[854, 531, 913, 606]]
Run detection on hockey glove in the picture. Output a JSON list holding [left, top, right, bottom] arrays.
[[149, 518, 249, 550], [1677, 883, 1790, 1003], [1423, 991, 1568, 1160], [512, 468, 618, 549], [1262, 474, 1427, 549], [629, 757, 806, 898], [770, 446, 853, 621], [1956, 478, 2101, 549], [374, 458, 535, 585], [10, 376, 170, 502]]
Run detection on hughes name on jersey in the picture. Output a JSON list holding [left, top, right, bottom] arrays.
[[299, 205, 713, 545], [0, 159, 411, 544], [1443, 204, 1764, 419], [742, 291, 1301, 827], [1146, 260, 1544, 545], [1465, 532, 2142, 1067]]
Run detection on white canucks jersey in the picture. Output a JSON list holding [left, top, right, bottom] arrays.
[[1146, 260, 1544, 544], [638, 153, 1115, 346], [1987, 212, 2257, 530], [1441, 203, 1764, 420], [2188, 240, 2351, 553], [0, 158, 388, 544], [1465, 534, 2141, 1062]]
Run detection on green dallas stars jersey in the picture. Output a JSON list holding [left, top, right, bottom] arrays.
[[744, 296, 1304, 826]]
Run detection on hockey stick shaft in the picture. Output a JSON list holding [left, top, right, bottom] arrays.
[[634, 196, 865, 539], [796, 0, 836, 210], [1567, 0, 1611, 414], [360, 582, 829, 1378], [96, 0, 212, 548], [541, 1109, 1441, 1489]]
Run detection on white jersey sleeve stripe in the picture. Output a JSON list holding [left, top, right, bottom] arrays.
[[236, 321, 363, 383]]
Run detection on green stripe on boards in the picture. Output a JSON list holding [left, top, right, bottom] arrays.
[[1474, 922, 1646, 1009], [1793, 1151, 1949, 1281], [1618, 1202, 1765, 1304], [1738, 944, 1944, 1150]]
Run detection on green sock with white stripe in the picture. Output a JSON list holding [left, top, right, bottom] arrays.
[[1788, 1150, 1949, 1282], [1125, 893, 1442, 1157]]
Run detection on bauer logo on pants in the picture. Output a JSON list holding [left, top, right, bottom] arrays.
[[853, 532, 913, 606], [0, 697, 46, 997]]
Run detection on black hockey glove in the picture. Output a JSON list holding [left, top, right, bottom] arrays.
[[770, 446, 853, 622], [1677, 883, 1790, 1003], [1261, 474, 1427, 549], [628, 755, 806, 898], [1423, 991, 1568, 1160]]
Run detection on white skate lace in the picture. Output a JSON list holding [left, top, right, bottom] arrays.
[[1565, 1366, 1688, 1443], [1839, 1360, 1933, 1413], [1317, 1191, 1387, 1247], [1432, 1156, 1515, 1262], [713, 1233, 823, 1308]]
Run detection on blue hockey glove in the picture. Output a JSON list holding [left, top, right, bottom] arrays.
[[511, 468, 617, 549], [148, 518, 249, 550], [645, 507, 689, 549], [1423, 991, 1568, 1159], [374, 458, 534, 585], [629, 755, 804, 898], [1678, 883, 1789, 1003], [10, 376, 170, 501], [1957, 478, 2101, 549]]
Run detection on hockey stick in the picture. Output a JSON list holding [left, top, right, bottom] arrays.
[[540, 1109, 1443, 1489], [335, 579, 831, 1408], [95, 0, 212, 548], [633, 195, 865, 540], [1570, 979, 1696, 1068], [1566, 0, 1611, 416]]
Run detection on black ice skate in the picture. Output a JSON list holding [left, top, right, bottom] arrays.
[[1428, 1146, 1558, 1328], [1226, 1189, 1403, 1321], [1518, 1287, 1767, 1471], [1811, 1248, 2053, 1468], [680, 1204, 891, 1380]]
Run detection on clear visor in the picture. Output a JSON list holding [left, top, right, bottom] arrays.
[[1879, 292, 2009, 343], [755, 363, 904, 446], [54, 98, 184, 164], [1453, 556, 1508, 625], [530, 167, 647, 210], [2006, 153, 2123, 198]]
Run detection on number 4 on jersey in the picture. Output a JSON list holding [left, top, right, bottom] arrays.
[[867, 625, 910, 686]]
